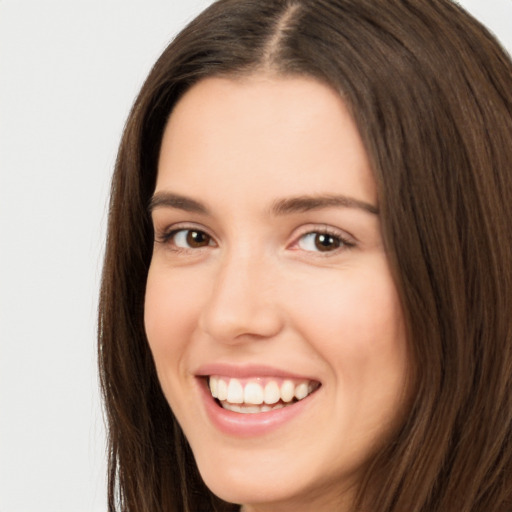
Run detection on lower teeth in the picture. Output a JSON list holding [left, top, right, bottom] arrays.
[[220, 401, 290, 414]]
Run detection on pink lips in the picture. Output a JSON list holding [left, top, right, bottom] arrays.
[[195, 364, 320, 437], [195, 363, 318, 381]]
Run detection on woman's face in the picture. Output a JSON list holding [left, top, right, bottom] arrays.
[[145, 75, 409, 511]]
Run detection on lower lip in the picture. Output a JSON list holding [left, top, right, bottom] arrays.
[[198, 378, 317, 437]]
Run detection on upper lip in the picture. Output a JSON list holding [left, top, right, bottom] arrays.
[[194, 363, 320, 382]]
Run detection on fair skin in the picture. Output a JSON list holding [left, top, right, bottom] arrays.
[[144, 75, 409, 512]]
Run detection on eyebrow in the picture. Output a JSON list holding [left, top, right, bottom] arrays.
[[270, 194, 379, 215], [148, 192, 210, 214], [148, 191, 379, 216]]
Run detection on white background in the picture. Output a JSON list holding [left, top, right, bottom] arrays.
[[0, 1, 510, 511]]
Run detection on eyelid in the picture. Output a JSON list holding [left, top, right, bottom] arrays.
[[153, 221, 357, 254], [154, 222, 217, 247], [288, 224, 357, 253]]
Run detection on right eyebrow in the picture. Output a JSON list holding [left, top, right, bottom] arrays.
[[148, 191, 210, 215]]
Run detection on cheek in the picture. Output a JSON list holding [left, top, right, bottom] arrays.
[[289, 265, 404, 350], [144, 265, 205, 376], [286, 262, 408, 405]]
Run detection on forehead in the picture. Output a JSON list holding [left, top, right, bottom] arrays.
[[156, 75, 376, 208]]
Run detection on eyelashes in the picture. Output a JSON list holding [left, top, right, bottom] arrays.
[[162, 228, 215, 249], [154, 226, 216, 255], [294, 229, 355, 253], [155, 224, 355, 255]]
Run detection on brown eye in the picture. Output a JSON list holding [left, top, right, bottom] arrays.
[[297, 232, 346, 253], [168, 229, 213, 249], [314, 233, 341, 252], [185, 230, 211, 248]]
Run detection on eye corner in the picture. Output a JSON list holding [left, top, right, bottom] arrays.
[[152, 223, 217, 254]]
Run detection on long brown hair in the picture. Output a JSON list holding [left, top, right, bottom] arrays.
[[98, 1, 512, 510]]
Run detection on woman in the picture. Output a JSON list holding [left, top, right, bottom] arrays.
[[98, 0, 512, 510]]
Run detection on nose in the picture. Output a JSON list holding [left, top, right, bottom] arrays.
[[198, 250, 284, 344]]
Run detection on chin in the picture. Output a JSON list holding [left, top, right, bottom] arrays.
[[190, 440, 360, 511]]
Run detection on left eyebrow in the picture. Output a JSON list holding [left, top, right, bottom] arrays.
[[270, 194, 379, 216]]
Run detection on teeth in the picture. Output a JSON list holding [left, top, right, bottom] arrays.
[[244, 382, 264, 405], [222, 402, 286, 414], [209, 376, 218, 398], [280, 380, 295, 402], [294, 382, 309, 400], [217, 379, 228, 401], [264, 381, 280, 404], [208, 376, 319, 410], [227, 379, 244, 403]]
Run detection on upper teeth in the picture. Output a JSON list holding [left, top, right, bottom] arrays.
[[209, 376, 318, 405]]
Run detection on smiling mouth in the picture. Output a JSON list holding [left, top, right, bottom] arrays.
[[208, 376, 321, 414]]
